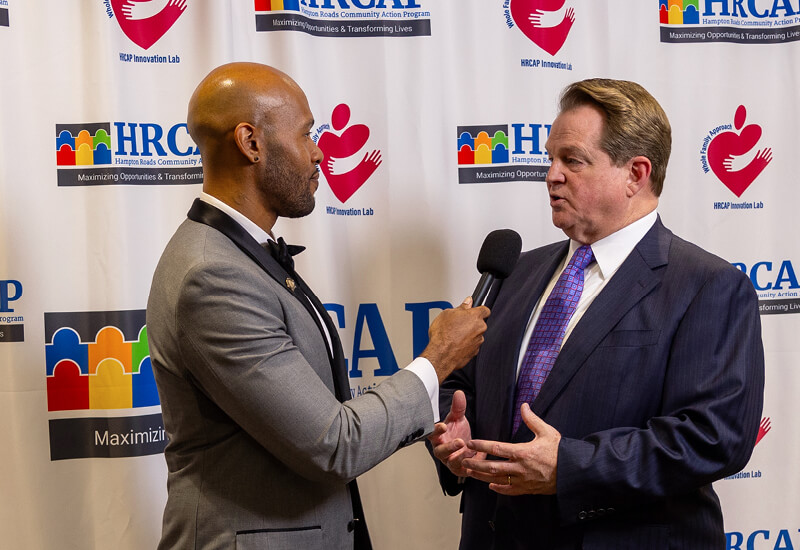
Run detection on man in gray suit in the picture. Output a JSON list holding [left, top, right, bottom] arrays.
[[147, 62, 490, 550]]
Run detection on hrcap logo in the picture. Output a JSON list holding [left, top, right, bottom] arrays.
[[708, 105, 772, 197], [111, 0, 187, 50], [510, 0, 575, 55], [317, 103, 382, 203]]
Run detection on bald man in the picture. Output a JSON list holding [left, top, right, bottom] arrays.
[[146, 63, 489, 550]]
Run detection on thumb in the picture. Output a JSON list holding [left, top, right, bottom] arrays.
[[521, 403, 549, 435], [449, 390, 467, 420], [460, 296, 473, 308]]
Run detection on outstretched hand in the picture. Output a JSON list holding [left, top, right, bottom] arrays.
[[462, 403, 561, 496], [428, 390, 484, 477]]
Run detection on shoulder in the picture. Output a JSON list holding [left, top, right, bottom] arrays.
[[649, 228, 755, 306], [666, 233, 748, 284]]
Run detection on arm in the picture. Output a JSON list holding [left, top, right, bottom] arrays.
[[174, 261, 434, 484]]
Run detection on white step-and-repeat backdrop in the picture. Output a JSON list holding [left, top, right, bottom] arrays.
[[1, 1, 796, 548]]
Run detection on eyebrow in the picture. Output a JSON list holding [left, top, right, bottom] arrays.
[[547, 144, 589, 158]]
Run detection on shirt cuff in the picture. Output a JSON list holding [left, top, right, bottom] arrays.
[[404, 356, 440, 422]]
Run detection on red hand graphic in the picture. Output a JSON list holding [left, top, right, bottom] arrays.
[[755, 417, 771, 446], [707, 106, 772, 198], [510, 0, 575, 56]]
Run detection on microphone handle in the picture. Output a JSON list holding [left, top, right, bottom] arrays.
[[471, 272, 495, 306]]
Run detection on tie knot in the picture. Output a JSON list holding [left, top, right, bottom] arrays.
[[570, 245, 594, 271]]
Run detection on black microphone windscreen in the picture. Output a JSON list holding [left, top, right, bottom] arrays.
[[476, 229, 522, 279]]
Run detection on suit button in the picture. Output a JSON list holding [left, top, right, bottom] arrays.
[[587, 510, 596, 519], [347, 519, 358, 532], [578, 511, 587, 521], [607, 507, 616, 515], [597, 508, 606, 517]]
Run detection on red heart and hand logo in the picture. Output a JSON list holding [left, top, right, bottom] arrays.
[[707, 105, 772, 198], [510, 0, 575, 56], [111, 0, 187, 50], [318, 104, 382, 203]]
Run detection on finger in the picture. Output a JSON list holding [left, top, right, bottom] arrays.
[[475, 304, 490, 319], [464, 468, 509, 486], [461, 296, 473, 308], [427, 423, 447, 440], [488, 482, 523, 496], [445, 445, 476, 465], [434, 438, 466, 459], [461, 456, 514, 477], [467, 438, 516, 459]]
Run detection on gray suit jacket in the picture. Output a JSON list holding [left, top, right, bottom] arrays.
[[147, 200, 433, 549]]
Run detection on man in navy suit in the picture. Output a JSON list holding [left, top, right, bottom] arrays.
[[429, 79, 765, 549]]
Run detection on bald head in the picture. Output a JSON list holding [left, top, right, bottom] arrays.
[[186, 63, 323, 232], [187, 62, 305, 160]]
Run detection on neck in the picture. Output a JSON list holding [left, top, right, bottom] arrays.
[[203, 177, 277, 235]]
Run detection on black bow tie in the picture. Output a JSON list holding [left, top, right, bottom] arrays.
[[266, 237, 305, 272]]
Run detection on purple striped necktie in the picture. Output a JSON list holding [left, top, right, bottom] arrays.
[[512, 245, 595, 432]]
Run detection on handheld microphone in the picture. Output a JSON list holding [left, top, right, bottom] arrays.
[[471, 229, 522, 306]]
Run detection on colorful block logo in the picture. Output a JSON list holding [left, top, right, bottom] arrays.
[[255, 0, 300, 11], [56, 124, 112, 167], [45, 310, 158, 411], [458, 125, 511, 166], [659, 0, 700, 24]]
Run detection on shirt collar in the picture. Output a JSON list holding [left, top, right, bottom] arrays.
[[199, 191, 275, 245], [568, 210, 658, 280]]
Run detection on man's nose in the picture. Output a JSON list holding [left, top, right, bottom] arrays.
[[545, 161, 562, 184], [312, 142, 324, 164]]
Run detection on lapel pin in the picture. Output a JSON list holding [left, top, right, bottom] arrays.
[[285, 277, 297, 292]]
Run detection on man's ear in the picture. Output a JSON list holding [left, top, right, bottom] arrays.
[[626, 156, 653, 197], [233, 122, 261, 164]]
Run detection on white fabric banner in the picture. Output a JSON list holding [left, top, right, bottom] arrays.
[[0, 1, 795, 548]]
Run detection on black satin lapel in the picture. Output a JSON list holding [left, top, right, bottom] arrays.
[[530, 222, 671, 419], [187, 199, 291, 287], [291, 272, 351, 403]]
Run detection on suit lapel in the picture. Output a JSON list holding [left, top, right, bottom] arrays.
[[530, 219, 672, 418], [186, 199, 352, 401], [187, 198, 291, 288]]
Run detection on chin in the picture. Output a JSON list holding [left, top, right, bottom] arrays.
[[297, 199, 316, 218]]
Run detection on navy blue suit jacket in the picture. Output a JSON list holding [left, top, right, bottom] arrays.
[[435, 218, 764, 549]]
